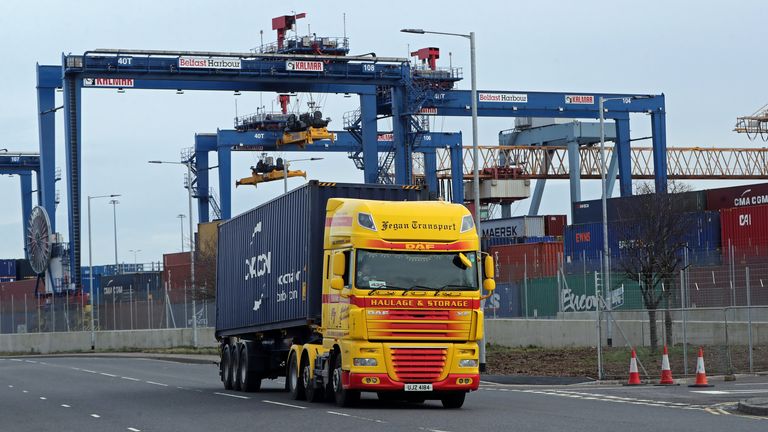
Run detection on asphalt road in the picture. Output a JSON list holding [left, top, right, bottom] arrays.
[[1, 356, 766, 432]]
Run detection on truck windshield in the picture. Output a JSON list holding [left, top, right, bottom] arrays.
[[355, 250, 478, 292]]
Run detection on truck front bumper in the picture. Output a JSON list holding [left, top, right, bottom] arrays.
[[343, 372, 480, 392]]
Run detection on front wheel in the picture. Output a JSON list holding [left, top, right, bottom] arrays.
[[440, 392, 466, 409], [287, 352, 306, 400], [332, 352, 359, 407]]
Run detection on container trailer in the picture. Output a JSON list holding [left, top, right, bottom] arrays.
[[215, 181, 496, 408]]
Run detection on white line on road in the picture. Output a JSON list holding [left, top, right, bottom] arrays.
[[22, 390, 28, 393], [735, 382, 768, 386], [25, 360, 37, 364], [90, 414, 101, 418], [145, 381, 168, 387], [214, 392, 250, 400], [263, 400, 307, 409], [327, 411, 387, 424], [127, 428, 141, 431], [82, 369, 98, 374], [61, 404, 71, 408], [100, 373, 118, 377], [121, 377, 140, 381], [39, 397, 46, 400], [8, 385, 13, 388], [10, 359, 21, 362], [693, 389, 768, 395], [419, 428, 452, 432]]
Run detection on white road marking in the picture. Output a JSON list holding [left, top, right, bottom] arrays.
[[214, 392, 250, 400], [71, 368, 82, 371], [22, 390, 28, 393], [121, 377, 140, 381], [735, 382, 768, 386], [39, 397, 46, 400], [419, 428, 452, 432], [176, 386, 186, 390], [61, 404, 71, 408], [145, 381, 168, 387], [328, 411, 387, 424], [8, 385, 13, 388], [25, 360, 37, 364], [10, 359, 21, 362], [82, 369, 98, 374], [692, 389, 768, 395], [263, 400, 307, 409], [90, 414, 100, 418], [127, 428, 141, 431], [100, 373, 118, 377]]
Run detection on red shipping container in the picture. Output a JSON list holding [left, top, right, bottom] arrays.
[[707, 182, 768, 211], [163, 252, 192, 302], [490, 242, 563, 282], [720, 204, 768, 254], [543, 215, 567, 237]]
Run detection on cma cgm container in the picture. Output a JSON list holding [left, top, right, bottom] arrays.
[[490, 242, 563, 281], [707, 182, 768, 211], [572, 191, 707, 225], [565, 211, 721, 264], [99, 272, 161, 302], [216, 181, 493, 408], [721, 204, 768, 253]]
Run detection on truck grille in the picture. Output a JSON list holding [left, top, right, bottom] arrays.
[[391, 348, 447, 382], [366, 308, 472, 340]]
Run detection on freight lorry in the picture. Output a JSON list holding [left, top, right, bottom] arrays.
[[215, 181, 495, 408]]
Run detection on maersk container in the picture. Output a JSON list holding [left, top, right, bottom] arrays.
[[215, 181, 429, 337], [707, 182, 768, 211], [572, 191, 707, 225], [480, 216, 545, 238]]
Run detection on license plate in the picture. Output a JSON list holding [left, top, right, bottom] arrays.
[[404, 383, 433, 392]]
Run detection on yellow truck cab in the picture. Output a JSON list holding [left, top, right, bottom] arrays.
[[289, 198, 494, 408]]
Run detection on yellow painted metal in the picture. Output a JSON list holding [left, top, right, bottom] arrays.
[[235, 169, 306, 187], [278, 127, 335, 147]]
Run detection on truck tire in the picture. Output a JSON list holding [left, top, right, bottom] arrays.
[[232, 343, 243, 391], [287, 352, 306, 400], [332, 352, 359, 407], [222, 345, 234, 390], [302, 356, 324, 402], [239, 343, 262, 392], [440, 392, 466, 409]]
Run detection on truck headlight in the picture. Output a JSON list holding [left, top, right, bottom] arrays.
[[353, 358, 378, 367], [459, 359, 478, 368]]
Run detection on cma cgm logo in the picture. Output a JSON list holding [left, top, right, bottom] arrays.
[[739, 214, 752, 226], [575, 232, 591, 243], [245, 252, 271, 281]]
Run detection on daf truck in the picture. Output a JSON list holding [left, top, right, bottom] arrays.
[[215, 181, 495, 408]]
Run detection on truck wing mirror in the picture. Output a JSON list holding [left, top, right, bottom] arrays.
[[332, 252, 346, 277], [484, 255, 495, 279], [330, 276, 344, 291]]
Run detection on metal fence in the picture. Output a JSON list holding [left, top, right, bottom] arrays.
[[0, 291, 215, 335]]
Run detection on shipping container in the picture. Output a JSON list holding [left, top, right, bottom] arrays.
[[544, 215, 567, 237], [15, 259, 35, 280], [480, 216, 545, 238], [163, 252, 192, 302], [99, 272, 162, 303], [490, 242, 563, 281], [483, 282, 522, 318], [572, 191, 707, 225], [707, 182, 768, 211], [720, 204, 768, 254], [565, 211, 721, 265], [216, 181, 429, 337], [0, 259, 17, 278]]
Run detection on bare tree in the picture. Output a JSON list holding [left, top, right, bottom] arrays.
[[616, 181, 693, 351], [194, 236, 218, 301]]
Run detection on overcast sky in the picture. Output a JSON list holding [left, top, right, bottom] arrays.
[[1, 0, 766, 264]]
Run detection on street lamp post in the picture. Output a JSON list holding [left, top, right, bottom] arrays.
[[129, 249, 141, 267], [88, 193, 121, 350], [109, 199, 119, 271], [149, 159, 198, 347], [177, 214, 186, 252], [401, 27, 484, 369], [281, 157, 324, 193]]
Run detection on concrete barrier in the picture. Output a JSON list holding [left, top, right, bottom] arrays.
[[486, 318, 768, 348], [0, 328, 217, 354]]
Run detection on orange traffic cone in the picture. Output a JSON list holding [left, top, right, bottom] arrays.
[[688, 347, 714, 388], [656, 345, 677, 386], [625, 349, 643, 386]]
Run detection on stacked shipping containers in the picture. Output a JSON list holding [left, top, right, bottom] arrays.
[[480, 215, 566, 247], [0, 259, 16, 283]]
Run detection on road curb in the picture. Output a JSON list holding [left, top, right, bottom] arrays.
[[737, 398, 768, 416], [0, 352, 219, 365]]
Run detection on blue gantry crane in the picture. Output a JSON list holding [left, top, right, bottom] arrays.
[[1, 152, 41, 258], [34, 13, 668, 289]]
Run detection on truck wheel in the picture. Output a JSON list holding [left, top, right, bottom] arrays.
[[287, 352, 306, 400], [332, 353, 359, 407], [440, 392, 466, 409], [303, 359, 324, 402], [232, 343, 243, 391], [222, 345, 234, 390], [239, 343, 262, 392]]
